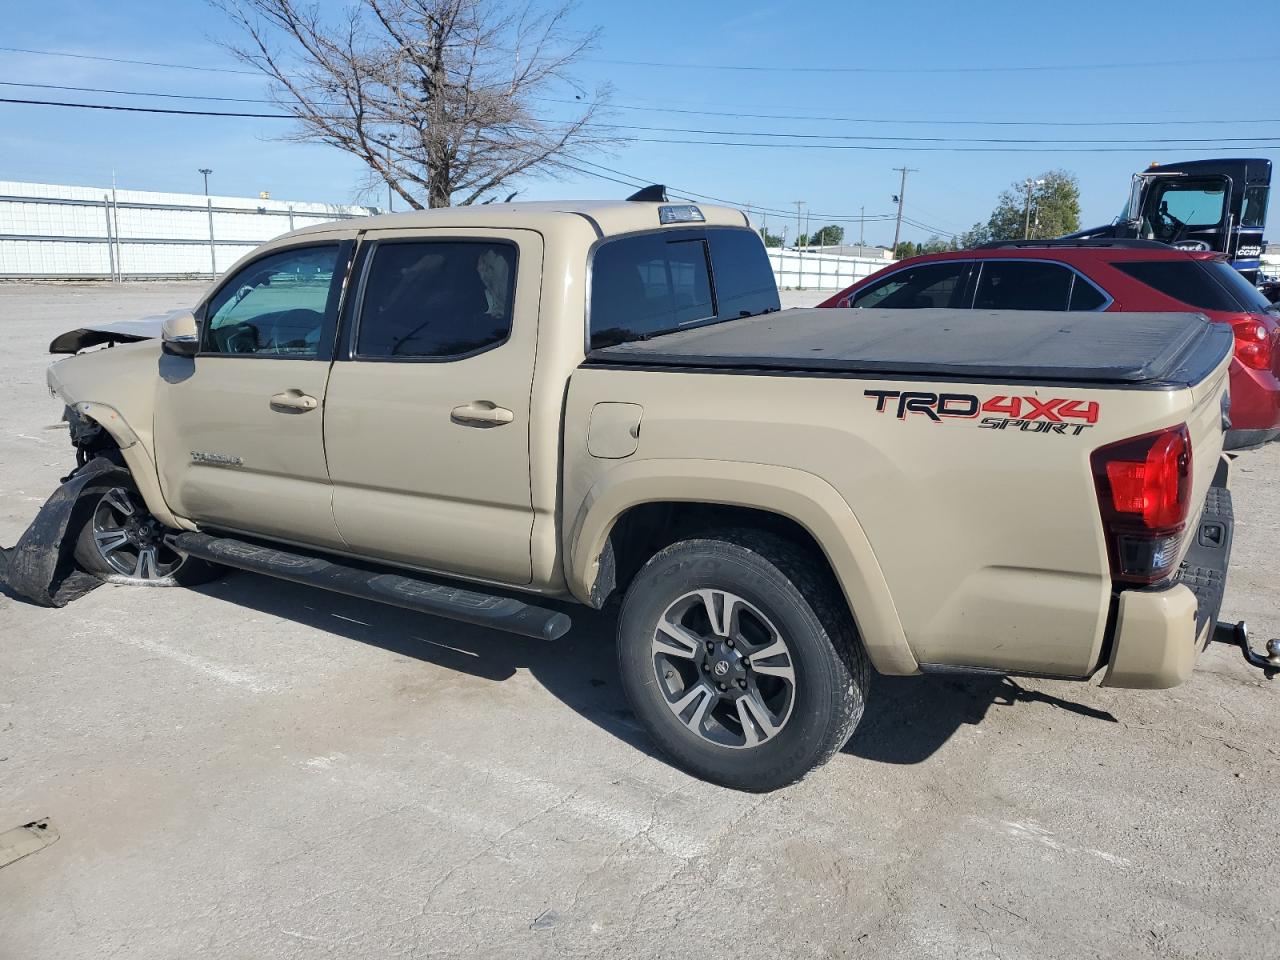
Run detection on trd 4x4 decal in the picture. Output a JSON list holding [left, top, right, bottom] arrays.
[[864, 390, 1098, 435]]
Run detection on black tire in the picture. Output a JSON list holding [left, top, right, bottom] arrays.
[[617, 530, 869, 791], [70, 479, 224, 587]]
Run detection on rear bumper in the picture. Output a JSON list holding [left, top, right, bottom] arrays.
[[1100, 460, 1233, 689], [1225, 361, 1280, 436]]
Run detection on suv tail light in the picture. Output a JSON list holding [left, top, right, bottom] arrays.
[[1229, 315, 1274, 371], [1090, 424, 1193, 585]]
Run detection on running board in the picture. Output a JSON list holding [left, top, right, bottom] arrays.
[[169, 531, 572, 641]]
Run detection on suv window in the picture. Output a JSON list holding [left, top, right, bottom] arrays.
[[1114, 260, 1244, 313], [355, 240, 517, 359], [973, 260, 1074, 310], [849, 262, 968, 309], [1068, 276, 1108, 311], [203, 244, 341, 356]]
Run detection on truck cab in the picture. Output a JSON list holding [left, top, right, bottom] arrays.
[[1068, 158, 1271, 282]]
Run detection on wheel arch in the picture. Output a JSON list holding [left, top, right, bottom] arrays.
[[565, 459, 918, 675], [67, 401, 189, 531]]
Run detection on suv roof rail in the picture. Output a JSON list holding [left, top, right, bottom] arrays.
[[626, 184, 669, 202], [975, 238, 1176, 251]]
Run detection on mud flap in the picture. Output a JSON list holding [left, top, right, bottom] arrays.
[[0, 457, 129, 607]]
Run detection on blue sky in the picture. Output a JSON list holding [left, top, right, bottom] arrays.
[[2, 0, 1277, 245]]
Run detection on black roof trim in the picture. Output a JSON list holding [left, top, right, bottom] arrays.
[[976, 238, 1175, 251], [625, 184, 669, 202]]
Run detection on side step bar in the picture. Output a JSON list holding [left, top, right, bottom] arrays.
[[170, 531, 572, 641]]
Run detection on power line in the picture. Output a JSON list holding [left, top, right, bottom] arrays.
[[578, 54, 1280, 75], [11, 43, 1280, 77], [537, 96, 1275, 128], [10, 97, 1279, 154], [0, 79, 284, 104], [0, 46, 258, 75]]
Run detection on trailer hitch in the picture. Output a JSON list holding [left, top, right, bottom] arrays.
[[1213, 621, 1280, 678]]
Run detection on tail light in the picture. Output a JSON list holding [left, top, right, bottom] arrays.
[[1090, 424, 1193, 585], [1229, 315, 1274, 371]]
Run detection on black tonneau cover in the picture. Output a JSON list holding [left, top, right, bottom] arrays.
[[587, 308, 1233, 388]]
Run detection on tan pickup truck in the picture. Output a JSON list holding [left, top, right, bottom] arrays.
[[42, 192, 1241, 790]]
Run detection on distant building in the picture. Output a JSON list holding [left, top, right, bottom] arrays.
[[792, 243, 893, 260]]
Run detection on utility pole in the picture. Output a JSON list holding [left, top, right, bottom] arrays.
[[380, 135, 398, 212], [198, 168, 212, 196], [891, 166, 917, 256], [793, 201, 806, 248], [1022, 178, 1045, 239], [859, 205, 865, 248]]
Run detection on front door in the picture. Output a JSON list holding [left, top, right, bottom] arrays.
[[154, 239, 352, 549], [323, 228, 541, 584]]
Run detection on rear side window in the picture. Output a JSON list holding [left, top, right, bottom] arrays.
[[708, 228, 781, 319], [1241, 185, 1269, 229], [1201, 259, 1273, 312], [973, 261, 1073, 310], [1068, 277, 1108, 311], [850, 262, 968, 309], [355, 240, 516, 359], [1114, 260, 1242, 312]]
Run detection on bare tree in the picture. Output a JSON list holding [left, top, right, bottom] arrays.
[[215, 0, 611, 208]]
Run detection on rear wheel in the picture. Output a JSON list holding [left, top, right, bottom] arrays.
[[617, 531, 869, 791], [72, 482, 222, 586]]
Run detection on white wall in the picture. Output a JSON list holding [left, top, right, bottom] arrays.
[[0, 180, 376, 279]]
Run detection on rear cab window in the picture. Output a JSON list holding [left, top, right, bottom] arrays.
[[589, 227, 779, 349]]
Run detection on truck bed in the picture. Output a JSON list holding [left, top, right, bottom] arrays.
[[587, 308, 1233, 388]]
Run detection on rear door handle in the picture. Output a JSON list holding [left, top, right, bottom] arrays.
[[451, 401, 514, 426], [270, 390, 318, 412]]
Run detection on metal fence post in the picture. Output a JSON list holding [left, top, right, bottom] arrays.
[[206, 198, 217, 279], [110, 187, 123, 281], [103, 195, 117, 282]]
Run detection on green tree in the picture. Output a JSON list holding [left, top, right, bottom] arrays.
[[761, 228, 783, 248], [893, 240, 918, 259], [918, 235, 952, 254], [984, 169, 1081, 241], [809, 224, 844, 246], [795, 233, 809, 247], [956, 222, 992, 249]]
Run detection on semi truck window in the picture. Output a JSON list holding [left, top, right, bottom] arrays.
[[973, 261, 1074, 310], [590, 233, 714, 348], [1114, 260, 1243, 312], [202, 244, 341, 357], [1241, 186, 1269, 228], [1144, 181, 1226, 239], [849, 262, 968, 309], [354, 240, 517, 359]]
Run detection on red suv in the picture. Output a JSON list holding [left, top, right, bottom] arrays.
[[818, 240, 1280, 449]]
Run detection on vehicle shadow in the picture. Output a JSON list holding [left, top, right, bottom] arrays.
[[844, 672, 1117, 765], [190, 571, 1119, 771]]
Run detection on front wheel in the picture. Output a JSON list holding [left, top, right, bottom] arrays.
[[617, 531, 869, 791], [71, 482, 223, 587]]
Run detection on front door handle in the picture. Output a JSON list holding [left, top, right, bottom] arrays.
[[270, 390, 318, 412], [451, 401, 514, 426]]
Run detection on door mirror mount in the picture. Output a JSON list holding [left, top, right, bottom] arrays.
[[161, 311, 200, 357]]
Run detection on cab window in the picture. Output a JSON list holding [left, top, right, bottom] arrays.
[[1143, 181, 1227, 240], [354, 240, 517, 359], [849, 262, 969, 309], [203, 244, 342, 357]]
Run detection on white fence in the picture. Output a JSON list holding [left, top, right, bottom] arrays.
[[0, 179, 893, 290], [768, 247, 893, 290], [0, 180, 377, 280]]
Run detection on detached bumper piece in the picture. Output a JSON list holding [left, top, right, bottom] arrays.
[[170, 531, 572, 642]]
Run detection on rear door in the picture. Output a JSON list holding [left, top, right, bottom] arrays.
[[322, 228, 542, 584], [970, 259, 1108, 311]]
